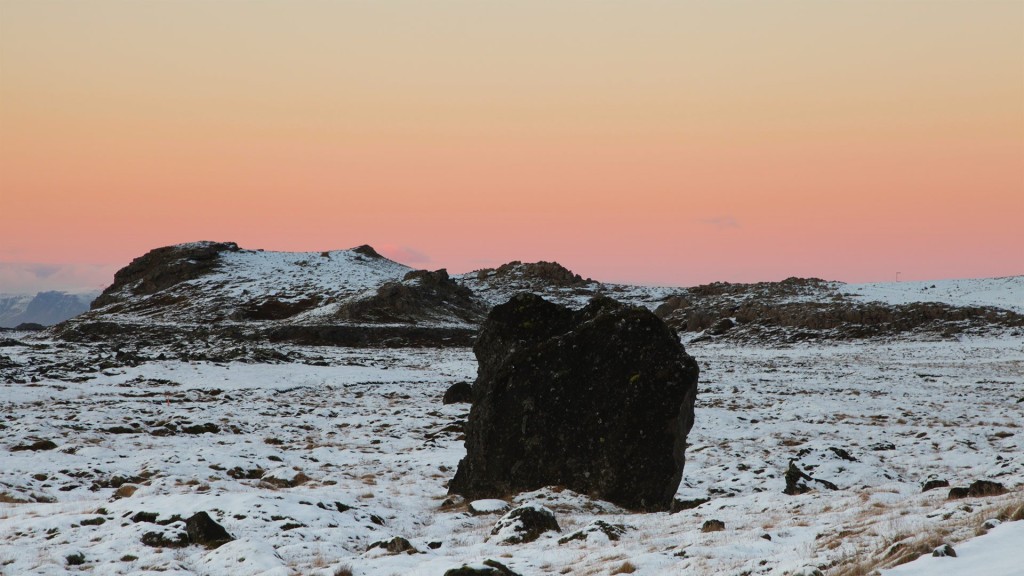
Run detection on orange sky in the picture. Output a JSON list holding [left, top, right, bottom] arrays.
[[1, 0, 1022, 292]]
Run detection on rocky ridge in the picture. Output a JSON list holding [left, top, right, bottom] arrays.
[[49, 242, 1024, 354]]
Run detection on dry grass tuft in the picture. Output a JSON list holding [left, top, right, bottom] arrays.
[[610, 561, 637, 574], [113, 485, 138, 499]]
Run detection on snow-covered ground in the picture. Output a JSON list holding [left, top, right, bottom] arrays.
[[2, 330, 1021, 575], [841, 276, 1024, 314]]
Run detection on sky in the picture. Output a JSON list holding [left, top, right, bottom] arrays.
[[1, 0, 1022, 293]]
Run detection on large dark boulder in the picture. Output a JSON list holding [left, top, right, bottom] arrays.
[[448, 294, 699, 511]]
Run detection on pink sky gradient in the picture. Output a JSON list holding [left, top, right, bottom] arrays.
[[1, 1, 1021, 293]]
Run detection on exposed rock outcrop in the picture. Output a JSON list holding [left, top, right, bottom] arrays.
[[448, 293, 700, 511], [92, 242, 239, 309], [337, 269, 487, 324]]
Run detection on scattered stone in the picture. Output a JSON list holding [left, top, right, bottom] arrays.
[[706, 317, 735, 336], [671, 496, 710, 513], [490, 504, 561, 545], [141, 529, 188, 548], [948, 480, 1008, 500], [180, 423, 219, 434], [261, 468, 310, 488], [443, 381, 473, 404], [185, 511, 233, 549], [948, 487, 970, 499], [922, 479, 950, 493], [870, 442, 896, 451], [227, 467, 265, 480], [65, 552, 86, 566], [450, 294, 700, 511], [701, 519, 726, 533], [337, 269, 486, 324], [784, 461, 838, 495], [10, 440, 57, 452], [932, 543, 957, 557], [982, 518, 1002, 530], [444, 559, 522, 576], [367, 536, 418, 555], [558, 520, 629, 544]]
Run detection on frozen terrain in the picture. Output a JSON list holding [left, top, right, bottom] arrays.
[[1, 329, 1021, 575]]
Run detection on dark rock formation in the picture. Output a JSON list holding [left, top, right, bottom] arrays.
[[11, 439, 57, 452], [337, 269, 487, 324], [948, 480, 1008, 500], [922, 479, 950, 493], [701, 519, 725, 533], [558, 520, 629, 544], [367, 536, 418, 555], [443, 382, 473, 404], [141, 529, 189, 548], [185, 512, 233, 549], [448, 293, 700, 511], [784, 461, 839, 495], [654, 277, 1024, 341], [490, 505, 561, 545], [932, 543, 957, 557], [93, 242, 239, 309], [475, 261, 589, 287]]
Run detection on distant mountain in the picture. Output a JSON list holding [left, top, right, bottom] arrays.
[[53, 241, 1024, 347], [0, 290, 97, 328]]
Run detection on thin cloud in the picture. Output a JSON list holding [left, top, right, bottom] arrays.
[[376, 245, 431, 265], [699, 216, 740, 230], [0, 262, 119, 295]]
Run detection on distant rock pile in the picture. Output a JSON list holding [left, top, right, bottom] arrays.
[[448, 293, 700, 511], [337, 269, 487, 324]]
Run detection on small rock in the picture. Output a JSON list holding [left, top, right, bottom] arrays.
[[922, 479, 950, 493], [932, 543, 956, 557], [185, 511, 233, 549], [490, 504, 560, 545], [671, 497, 710, 512], [948, 480, 1007, 500], [141, 529, 189, 548], [367, 536, 418, 555], [558, 520, 629, 544], [982, 518, 1002, 530], [784, 461, 838, 495], [948, 487, 970, 499], [443, 382, 473, 404], [701, 519, 725, 533], [10, 440, 57, 452], [444, 559, 522, 576], [261, 468, 310, 488]]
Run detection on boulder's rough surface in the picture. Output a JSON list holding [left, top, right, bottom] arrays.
[[448, 293, 700, 511]]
